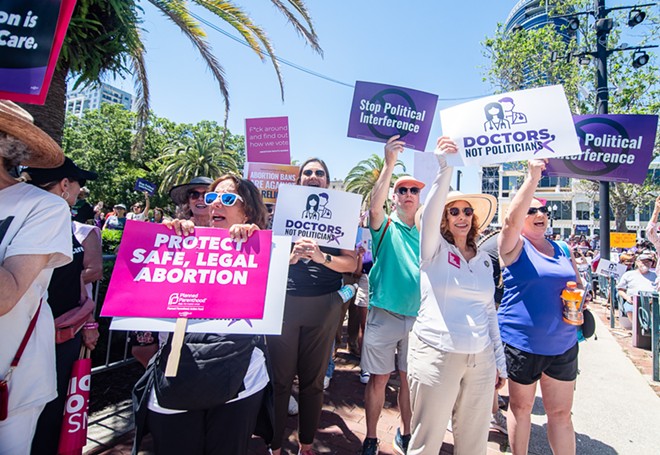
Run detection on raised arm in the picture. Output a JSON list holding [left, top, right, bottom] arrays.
[[420, 137, 455, 261], [369, 135, 404, 231], [141, 192, 150, 219], [647, 195, 660, 250], [498, 159, 545, 266]]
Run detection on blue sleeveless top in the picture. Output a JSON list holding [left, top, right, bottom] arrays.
[[498, 238, 577, 355]]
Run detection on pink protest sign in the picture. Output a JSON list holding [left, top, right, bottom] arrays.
[[101, 221, 272, 319], [245, 116, 291, 164]]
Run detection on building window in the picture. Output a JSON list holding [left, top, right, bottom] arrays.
[[576, 202, 590, 221]]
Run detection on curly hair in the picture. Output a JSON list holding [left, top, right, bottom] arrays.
[[440, 201, 481, 252], [209, 174, 269, 229], [0, 132, 32, 171]]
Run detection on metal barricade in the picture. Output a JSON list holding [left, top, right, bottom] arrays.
[[638, 291, 660, 381]]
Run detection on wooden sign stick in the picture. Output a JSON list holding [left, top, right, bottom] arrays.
[[165, 317, 188, 377]]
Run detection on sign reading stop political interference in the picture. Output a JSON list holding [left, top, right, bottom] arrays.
[[440, 85, 581, 166], [347, 81, 439, 151], [545, 114, 658, 184]]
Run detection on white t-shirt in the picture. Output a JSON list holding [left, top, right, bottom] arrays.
[[127, 212, 146, 221], [0, 183, 72, 415]]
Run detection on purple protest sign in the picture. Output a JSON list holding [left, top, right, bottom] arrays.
[[347, 81, 438, 151], [245, 116, 290, 164], [545, 114, 659, 184]]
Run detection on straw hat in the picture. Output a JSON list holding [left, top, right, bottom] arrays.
[[445, 190, 497, 232], [0, 100, 64, 167]]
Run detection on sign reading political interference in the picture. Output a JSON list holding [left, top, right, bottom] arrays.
[[101, 221, 272, 320], [245, 116, 291, 164], [134, 178, 157, 196], [347, 81, 438, 151], [596, 258, 628, 281], [272, 185, 362, 250], [610, 232, 637, 249], [440, 85, 581, 166], [246, 162, 299, 204], [0, 0, 77, 104], [109, 234, 291, 335], [545, 114, 659, 184]]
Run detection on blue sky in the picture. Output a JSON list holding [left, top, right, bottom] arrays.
[[111, 1, 525, 192]]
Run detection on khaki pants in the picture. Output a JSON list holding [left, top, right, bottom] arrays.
[[407, 332, 495, 455]]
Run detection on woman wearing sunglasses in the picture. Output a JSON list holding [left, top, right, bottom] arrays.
[[498, 159, 583, 455], [133, 175, 272, 455], [268, 158, 357, 455], [407, 137, 505, 455], [168, 176, 214, 226]]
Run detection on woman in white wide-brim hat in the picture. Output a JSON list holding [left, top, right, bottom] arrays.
[[0, 100, 73, 454], [407, 136, 507, 455]]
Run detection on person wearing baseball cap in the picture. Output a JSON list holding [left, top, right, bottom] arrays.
[[359, 135, 425, 455], [0, 100, 73, 452]]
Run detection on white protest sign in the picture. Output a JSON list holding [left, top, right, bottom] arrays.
[[413, 151, 440, 204], [440, 85, 581, 166], [110, 234, 290, 334], [596, 258, 628, 281], [272, 185, 362, 250]]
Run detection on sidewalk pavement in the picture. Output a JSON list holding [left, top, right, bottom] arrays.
[[86, 301, 660, 454]]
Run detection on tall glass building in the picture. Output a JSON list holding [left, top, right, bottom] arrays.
[[503, 0, 571, 35]]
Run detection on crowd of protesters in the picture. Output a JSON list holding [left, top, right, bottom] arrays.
[[3, 99, 659, 455]]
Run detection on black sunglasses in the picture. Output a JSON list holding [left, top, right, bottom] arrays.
[[527, 206, 550, 216], [448, 207, 474, 217], [188, 190, 205, 200], [396, 186, 420, 195], [302, 169, 326, 178]]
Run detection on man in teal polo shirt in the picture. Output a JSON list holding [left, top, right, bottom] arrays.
[[360, 135, 423, 455]]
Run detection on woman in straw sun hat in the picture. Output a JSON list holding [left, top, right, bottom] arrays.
[[0, 100, 73, 454], [407, 136, 507, 455]]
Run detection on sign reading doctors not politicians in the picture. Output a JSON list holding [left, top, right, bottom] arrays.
[[545, 114, 658, 185], [440, 85, 581, 166], [347, 81, 439, 151], [101, 221, 272, 320], [272, 185, 362, 251]]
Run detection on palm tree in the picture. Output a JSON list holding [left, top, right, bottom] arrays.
[[23, 0, 322, 149], [344, 154, 406, 212], [158, 131, 241, 192]]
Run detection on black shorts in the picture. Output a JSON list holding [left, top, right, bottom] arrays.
[[505, 343, 579, 385]]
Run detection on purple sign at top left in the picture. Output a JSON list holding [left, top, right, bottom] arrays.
[[347, 81, 438, 151]]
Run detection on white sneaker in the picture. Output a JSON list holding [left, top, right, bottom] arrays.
[[490, 410, 508, 434], [360, 370, 370, 384], [323, 376, 331, 390], [288, 395, 299, 415]]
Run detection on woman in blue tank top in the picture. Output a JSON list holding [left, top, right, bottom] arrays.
[[497, 159, 582, 455]]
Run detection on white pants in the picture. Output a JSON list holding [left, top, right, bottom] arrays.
[[407, 332, 495, 455], [0, 403, 45, 455]]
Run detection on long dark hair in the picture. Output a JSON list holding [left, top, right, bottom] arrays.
[[209, 174, 269, 229], [440, 201, 480, 252], [296, 158, 331, 185]]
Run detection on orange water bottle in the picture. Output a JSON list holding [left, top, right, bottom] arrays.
[[561, 281, 584, 325]]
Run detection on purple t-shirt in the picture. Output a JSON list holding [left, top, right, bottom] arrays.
[[498, 238, 578, 355]]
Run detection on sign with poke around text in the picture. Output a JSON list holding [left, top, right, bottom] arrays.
[[245, 116, 291, 164], [272, 185, 361, 250], [440, 85, 581, 166]]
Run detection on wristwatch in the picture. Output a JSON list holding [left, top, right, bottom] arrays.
[[324, 253, 332, 264]]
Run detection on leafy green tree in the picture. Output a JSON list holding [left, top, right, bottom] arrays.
[[23, 0, 322, 149], [345, 154, 406, 212], [483, 0, 660, 230]]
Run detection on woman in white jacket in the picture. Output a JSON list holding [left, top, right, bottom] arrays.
[[407, 136, 507, 455]]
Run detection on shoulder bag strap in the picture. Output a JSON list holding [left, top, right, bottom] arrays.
[[374, 217, 392, 256], [3, 299, 42, 381]]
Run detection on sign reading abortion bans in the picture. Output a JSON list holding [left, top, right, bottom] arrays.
[[246, 162, 299, 204], [245, 116, 291, 164], [440, 85, 581, 166], [101, 222, 272, 320], [272, 185, 361, 250], [347, 81, 438, 151], [545, 114, 658, 184]]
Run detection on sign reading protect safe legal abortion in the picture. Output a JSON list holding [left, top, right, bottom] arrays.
[[245, 116, 290, 164], [544, 114, 658, 184], [101, 221, 272, 319], [440, 85, 581, 166], [272, 185, 362, 250], [347, 81, 438, 151]]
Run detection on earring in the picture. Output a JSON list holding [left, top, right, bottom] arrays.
[[61, 191, 70, 200]]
